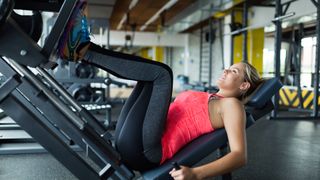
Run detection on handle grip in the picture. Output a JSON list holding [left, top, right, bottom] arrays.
[[172, 162, 181, 170]]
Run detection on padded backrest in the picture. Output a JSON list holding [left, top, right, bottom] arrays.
[[244, 77, 282, 122], [245, 77, 282, 108]]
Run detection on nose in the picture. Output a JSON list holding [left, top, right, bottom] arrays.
[[223, 69, 229, 74]]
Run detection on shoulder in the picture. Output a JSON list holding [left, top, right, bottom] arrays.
[[220, 97, 243, 106], [219, 97, 246, 125], [219, 97, 244, 113]]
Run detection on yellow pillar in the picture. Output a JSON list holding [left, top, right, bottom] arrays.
[[232, 8, 264, 74], [139, 47, 152, 60], [233, 10, 243, 64], [153, 46, 164, 63], [248, 28, 264, 74], [139, 47, 164, 62]]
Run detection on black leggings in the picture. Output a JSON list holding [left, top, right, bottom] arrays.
[[83, 43, 173, 171]]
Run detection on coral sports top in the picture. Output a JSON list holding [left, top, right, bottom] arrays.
[[160, 90, 223, 164]]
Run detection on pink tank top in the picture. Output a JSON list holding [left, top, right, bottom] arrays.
[[160, 91, 222, 164]]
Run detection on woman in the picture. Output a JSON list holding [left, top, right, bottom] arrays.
[[58, 1, 263, 179], [168, 62, 262, 179]]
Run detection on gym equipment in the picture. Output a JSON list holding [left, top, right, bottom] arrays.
[[172, 162, 180, 170], [0, 0, 282, 179], [141, 77, 282, 179], [177, 75, 218, 93], [52, 59, 130, 130], [11, 11, 43, 42], [0, 58, 281, 180], [271, 0, 320, 120], [0, 0, 14, 27], [75, 63, 96, 79], [53, 61, 106, 104], [68, 83, 95, 102], [54, 61, 129, 130], [0, 75, 5, 85]]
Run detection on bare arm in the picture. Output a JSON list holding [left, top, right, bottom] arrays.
[[170, 98, 247, 180]]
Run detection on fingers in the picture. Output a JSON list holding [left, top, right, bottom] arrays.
[[170, 168, 182, 180], [169, 166, 185, 180]]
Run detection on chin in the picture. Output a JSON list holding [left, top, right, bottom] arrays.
[[216, 82, 222, 89]]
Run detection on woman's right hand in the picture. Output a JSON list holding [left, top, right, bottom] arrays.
[[169, 166, 200, 180]]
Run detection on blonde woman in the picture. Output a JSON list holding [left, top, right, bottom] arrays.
[[58, 1, 263, 178]]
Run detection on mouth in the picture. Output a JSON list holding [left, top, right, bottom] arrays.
[[218, 76, 225, 81]]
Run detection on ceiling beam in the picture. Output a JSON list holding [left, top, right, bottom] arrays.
[[140, 0, 178, 31], [117, 0, 140, 30], [91, 30, 187, 47], [166, 0, 216, 26]]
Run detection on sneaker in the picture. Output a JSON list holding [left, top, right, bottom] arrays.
[[58, 0, 90, 61]]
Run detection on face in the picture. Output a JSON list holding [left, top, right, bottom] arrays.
[[216, 63, 247, 92]]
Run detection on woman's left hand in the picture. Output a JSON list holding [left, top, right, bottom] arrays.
[[169, 166, 199, 180]]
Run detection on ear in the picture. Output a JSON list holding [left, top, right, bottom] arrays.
[[240, 81, 250, 91]]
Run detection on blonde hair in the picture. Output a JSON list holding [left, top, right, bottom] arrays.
[[240, 62, 263, 100]]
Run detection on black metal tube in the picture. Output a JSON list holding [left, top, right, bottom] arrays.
[[199, 26, 203, 82], [269, 116, 319, 120], [242, 0, 248, 62], [0, 94, 100, 180], [8, 60, 85, 129], [297, 23, 303, 109], [106, 20, 111, 102], [282, 0, 299, 6], [169, 47, 173, 68], [311, 0, 318, 6], [217, 144, 232, 180], [41, 0, 77, 58], [208, 13, 213, 86], [37, 67, 82, 111], [230, 10, 235, 65], [312, 0, 320, 117], [107, 20, 110, 49], [272, 0, 282, 118], [218, 19, 225, 70], [37, 67, 110, 138], [283, 2, 290, 15]]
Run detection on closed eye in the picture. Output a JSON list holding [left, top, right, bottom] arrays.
[[231, 69, 238, 73]]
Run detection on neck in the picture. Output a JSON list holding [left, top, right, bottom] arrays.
[[216, 89, 240, 98]]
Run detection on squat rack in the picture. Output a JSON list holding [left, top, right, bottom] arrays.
[[271, 0, 320, 120]]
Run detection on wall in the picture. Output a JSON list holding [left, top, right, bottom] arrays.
[[170, 47, 186, 93], [170, 23, 225, 92]]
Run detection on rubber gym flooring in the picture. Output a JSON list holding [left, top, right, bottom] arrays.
[[0, 108, 319, 180]]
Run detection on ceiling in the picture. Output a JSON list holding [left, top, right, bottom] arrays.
[[87, 0, 198, 32], [85, 0, 276, 33], [109, 0, 199, 32], [14, 0, 273, 33]]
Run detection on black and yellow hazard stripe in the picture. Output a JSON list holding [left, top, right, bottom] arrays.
[[279, 86, 316, 109]]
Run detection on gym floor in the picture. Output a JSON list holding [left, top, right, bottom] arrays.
[[0, 108, 319, 180]]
